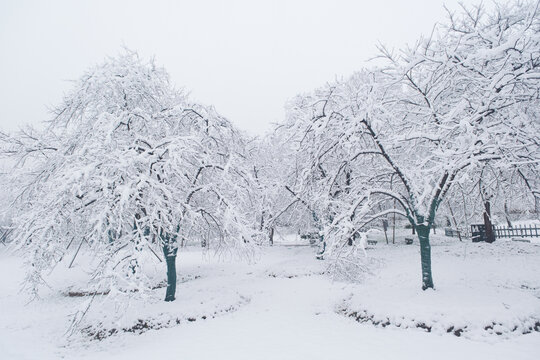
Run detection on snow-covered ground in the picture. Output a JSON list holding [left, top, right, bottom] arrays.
[[1, 236, 539, 360]]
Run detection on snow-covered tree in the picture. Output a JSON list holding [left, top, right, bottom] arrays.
[[248, 128, 314, 246], [1, 51, 259, 302], [284, 1, 540, 289]]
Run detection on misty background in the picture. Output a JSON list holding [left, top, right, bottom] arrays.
[[0, 0, 470, 135]]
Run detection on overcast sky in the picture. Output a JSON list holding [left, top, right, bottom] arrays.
[[0, 0, 474, 135]]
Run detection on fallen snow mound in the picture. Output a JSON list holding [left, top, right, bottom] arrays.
[[338, 286, 540, 339], [78, 283, 250, 340], [337, 240, 540, 340]]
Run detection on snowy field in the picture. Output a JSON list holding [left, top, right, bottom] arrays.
[[1, 235, 539, 360]]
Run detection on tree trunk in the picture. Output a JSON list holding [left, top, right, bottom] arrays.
[[260, 211, 265, 231], [417, 225, 434, 290], [483, 201, 495, 243], [447, 202, 463, 242], [382, 219, 389, 244], [163, 245, 178, 302], [316, 236, 326, 260], [504, 201, 512, 228], [269, 227, 274, 246], [392, 203, 396, 244]]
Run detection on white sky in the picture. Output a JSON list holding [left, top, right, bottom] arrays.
[[0, 0, 474, 135]]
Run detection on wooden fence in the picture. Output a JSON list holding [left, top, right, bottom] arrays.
[[447, 224, 539, 241], [493, 224, 539, 239]]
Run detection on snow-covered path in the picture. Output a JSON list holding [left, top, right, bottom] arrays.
[[1, 244, 539, 359]]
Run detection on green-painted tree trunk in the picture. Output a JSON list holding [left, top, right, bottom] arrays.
[[163, 244, 178, 302], [416, 224, 434, 290]]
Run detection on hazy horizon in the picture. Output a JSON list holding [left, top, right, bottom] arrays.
[[0, 0, 475, 135]]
